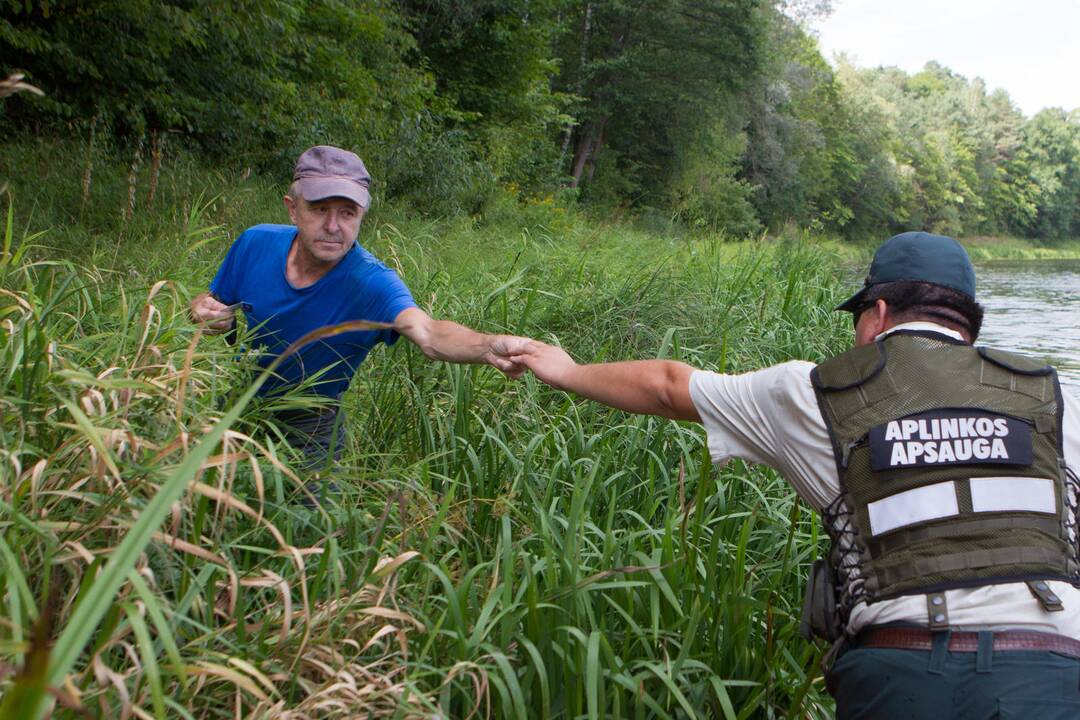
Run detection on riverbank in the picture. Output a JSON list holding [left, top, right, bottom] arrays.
[[813, 233, 1080, 265], [960, 235, 1080, 260]]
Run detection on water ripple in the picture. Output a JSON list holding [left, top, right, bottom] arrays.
[[976, 259, 1080, 397]]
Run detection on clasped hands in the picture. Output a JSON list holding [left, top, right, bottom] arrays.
[[488, 336, 577, 386]]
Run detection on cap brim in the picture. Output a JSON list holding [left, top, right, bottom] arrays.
[[835, 287, 869, 312], [297, 177, 370, 208]]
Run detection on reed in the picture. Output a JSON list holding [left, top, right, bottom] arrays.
[[1, 150, 852, 717]]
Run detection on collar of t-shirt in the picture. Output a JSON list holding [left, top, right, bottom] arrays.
[[875, 321, 963, 342]]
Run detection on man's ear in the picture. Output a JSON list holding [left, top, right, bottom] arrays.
[[870, 298, 891, 336], [283, 195, 298, 224]]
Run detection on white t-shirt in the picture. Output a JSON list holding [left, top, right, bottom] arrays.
[[688, 322, 1080, 637]]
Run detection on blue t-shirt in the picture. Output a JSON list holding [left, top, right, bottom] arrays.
[[209, 224, 416, 398]]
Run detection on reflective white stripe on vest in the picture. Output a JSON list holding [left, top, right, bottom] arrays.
[[867, 481, 959, 536], [970, 477, 1057, 514]]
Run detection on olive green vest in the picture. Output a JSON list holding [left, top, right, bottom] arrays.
[[811, 330, 1079, 620]]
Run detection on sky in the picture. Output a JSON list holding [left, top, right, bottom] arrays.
[[810, 0, 1080, 117]]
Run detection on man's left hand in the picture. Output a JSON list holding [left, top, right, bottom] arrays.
[[486, 335, 532, 379]]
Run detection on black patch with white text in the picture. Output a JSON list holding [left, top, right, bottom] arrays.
[[869, 409, 1033, 471]]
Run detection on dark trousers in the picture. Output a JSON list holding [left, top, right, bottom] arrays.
[[828, 636, 1080, 719], [273, 406, 345, 502]]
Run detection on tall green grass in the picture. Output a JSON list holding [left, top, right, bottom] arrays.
[[1, 143, 852, 718]]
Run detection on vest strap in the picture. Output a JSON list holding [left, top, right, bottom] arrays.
[[927, 592, 949, 629], [866, 516, 1064, 557], [1026, 580, 1064, 612], [878, 546, 1065, 587]]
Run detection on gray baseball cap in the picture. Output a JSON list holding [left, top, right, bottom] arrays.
[[292, 145, 371, 208], [837, 231, 977, 312]]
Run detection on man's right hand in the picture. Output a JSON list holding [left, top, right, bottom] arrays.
[[189, 292, 236, 333], [508, 340, 580, 390]]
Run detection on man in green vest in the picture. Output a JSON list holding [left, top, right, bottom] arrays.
[[507, 232, 1080, 718]]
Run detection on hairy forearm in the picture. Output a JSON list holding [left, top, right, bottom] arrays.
[[557, 359, 699, 421], [394, 307, 527, 377], [416, 319, 495, 363]]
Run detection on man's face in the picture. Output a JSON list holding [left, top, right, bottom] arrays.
[[284, 195, 365, 265]]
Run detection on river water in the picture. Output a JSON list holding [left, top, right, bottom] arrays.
[[975, 259, 1080, 398]]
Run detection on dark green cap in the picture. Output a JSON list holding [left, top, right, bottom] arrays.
[[836, 231, 976, 312]]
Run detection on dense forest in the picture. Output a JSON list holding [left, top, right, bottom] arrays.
[[3, 0, 1078, 241]]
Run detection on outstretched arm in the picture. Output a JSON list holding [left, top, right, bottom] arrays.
[[510, 340, 702, 422], [394, 307, 530, 378]]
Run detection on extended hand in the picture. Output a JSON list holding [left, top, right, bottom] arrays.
[[486, 335, 533, 379], [189, 292, 236, 334], [508, 340, 579, 389]]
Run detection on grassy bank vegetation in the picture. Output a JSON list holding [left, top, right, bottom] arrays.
[[959, 236, 1080, 260], [0, 142, 854, 718]]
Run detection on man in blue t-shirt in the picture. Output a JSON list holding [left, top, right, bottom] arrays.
[[190, 146, 528, 493]]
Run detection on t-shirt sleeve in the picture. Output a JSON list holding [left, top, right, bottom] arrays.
[[688, 360, 838, 510], [208, 234, 246, 304], [370, 268, 417, 346]]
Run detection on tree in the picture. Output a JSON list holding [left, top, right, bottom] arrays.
[[1023, 109, 1080, 240], [1, 1, 433, 174], [552, 0, 763, 204], [397, 0, 568, 200], [738, 16, 898, 238]]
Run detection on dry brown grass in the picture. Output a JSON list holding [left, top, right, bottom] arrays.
[[0, 261, 439, 718]]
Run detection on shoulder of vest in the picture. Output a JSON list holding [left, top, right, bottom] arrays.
[[812, 340, 887, 391], [883, 328, 968, 344], [975, 346, 1055, 376]]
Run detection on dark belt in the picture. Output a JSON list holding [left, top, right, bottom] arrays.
[[859, 627, 1080, 660]]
